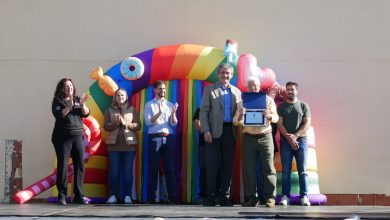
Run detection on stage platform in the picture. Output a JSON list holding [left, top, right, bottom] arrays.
[[1, 203, 390, 219]]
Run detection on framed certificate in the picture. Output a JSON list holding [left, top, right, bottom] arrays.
[[242, 92, 267, 126], [244, 109, 265, 126]]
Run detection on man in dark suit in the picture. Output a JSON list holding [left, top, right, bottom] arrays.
[[200, 63, 242, 206]]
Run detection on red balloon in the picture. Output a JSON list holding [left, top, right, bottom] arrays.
[[237, 54, 260, 92], [259, 67, 276, 90], [266, 82, 279, 100], [275, 85, 287, 104]]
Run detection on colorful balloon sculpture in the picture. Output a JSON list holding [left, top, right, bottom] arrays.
[[13, 40, 325, 205]]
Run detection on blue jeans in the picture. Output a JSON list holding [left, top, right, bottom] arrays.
[[108, 151, 136, 198], [280, 137, 308, 197]]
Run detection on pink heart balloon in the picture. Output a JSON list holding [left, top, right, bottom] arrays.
[[237, 53, 260, 92]]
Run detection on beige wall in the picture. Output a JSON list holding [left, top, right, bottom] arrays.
[[1, 0, 389, 199]]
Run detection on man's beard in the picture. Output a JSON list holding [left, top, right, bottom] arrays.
[[287, 94, 294, 101]]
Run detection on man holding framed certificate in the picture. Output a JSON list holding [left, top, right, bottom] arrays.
[[233, 76, 279, 208], [241, 91, 267, 126]]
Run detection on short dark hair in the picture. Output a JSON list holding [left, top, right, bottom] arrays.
[[286, 81, 299, 89], [217, 63, 233, 73], [153, 80, 165, 89]]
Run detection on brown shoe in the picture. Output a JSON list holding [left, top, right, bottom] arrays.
[[265, 198, 275, 208], [242, 198, 259, 207]]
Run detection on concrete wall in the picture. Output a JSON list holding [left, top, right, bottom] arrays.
[[1, 0, 389, 199]]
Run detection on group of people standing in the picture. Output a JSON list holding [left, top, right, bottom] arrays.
[[197, 63, 312, 207], [51, 63, 311, 207], [51, 78, 178, 205]]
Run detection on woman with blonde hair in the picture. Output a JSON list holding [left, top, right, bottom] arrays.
[[104, 88, 141, 204]]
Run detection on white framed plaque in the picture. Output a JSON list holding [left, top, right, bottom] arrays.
[[244, 109, 265, 126]]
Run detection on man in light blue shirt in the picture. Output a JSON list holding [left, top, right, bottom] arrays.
[[144, 80, 178, 204]]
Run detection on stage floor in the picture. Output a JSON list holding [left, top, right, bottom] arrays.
[[1, 203, 389, 219]]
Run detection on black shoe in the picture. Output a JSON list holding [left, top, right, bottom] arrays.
[[214, 197, 221, 206], [146, 199, 156, 204], [72, 197, 89, 204], [242, 198, 259, 207], [159, 199, 170, 204], [194, 196, 205, 205], [203, 198, 216, 207], [220, 198, 233, 207], [57, 197, 66, 205]]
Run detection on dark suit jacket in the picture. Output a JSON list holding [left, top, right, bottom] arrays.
[[200, 82, 242, 139]]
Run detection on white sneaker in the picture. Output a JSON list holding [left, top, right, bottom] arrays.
[[106, 195, 117, 204], [279, 195, 290, 206], [124, 195, 133, 204], [301, 196, 311, 206]]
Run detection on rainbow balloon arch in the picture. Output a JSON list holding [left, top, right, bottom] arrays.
[[13, 40, 327, 205]]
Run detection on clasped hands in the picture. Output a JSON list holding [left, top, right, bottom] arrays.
[[113, 113, 126, 126], [64, 93, 90, 108], [80, 93, 91, 105], [157, 99, 178, 117], [113, 113, 139, 130], [286, 133, 300, 150]]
